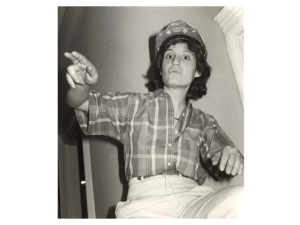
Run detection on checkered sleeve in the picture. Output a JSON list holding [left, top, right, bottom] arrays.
[[204, 115, 236, 158], [198, 114, 240, 181], [75, 90, 132, 142]]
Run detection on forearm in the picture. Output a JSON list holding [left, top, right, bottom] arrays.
[[66, 84, 91, 109]]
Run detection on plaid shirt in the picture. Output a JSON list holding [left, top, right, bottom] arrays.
[[75, 88, 236, 184]]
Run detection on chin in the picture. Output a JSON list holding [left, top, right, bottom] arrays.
[[166, 81, 179, 86], [168, 83, 188, 88]]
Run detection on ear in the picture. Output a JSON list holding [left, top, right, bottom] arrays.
[[194, 71, 201, 78]]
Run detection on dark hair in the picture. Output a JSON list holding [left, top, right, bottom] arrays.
[[150, 35, 212, 100]]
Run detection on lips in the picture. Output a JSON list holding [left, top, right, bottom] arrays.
[[168, 68, 181, 73]]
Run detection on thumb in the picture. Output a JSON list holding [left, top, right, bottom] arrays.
[[86, 65, 97, 77], [85, 65, 98, 85]]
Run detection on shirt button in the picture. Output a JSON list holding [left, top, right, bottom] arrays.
[[167, 162, 171, 166], [197, 143, 200, 146], [168, 143, 172, 147]]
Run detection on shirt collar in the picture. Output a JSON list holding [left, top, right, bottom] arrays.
[[153, 88, 193, 109], [154, 88, 165, 98]]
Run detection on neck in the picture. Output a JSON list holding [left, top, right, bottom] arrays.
[[164, 86, 188, 117]]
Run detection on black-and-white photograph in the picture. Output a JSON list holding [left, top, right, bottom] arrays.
[[4, 1, 300, 222], [57, 6, 245, 219]]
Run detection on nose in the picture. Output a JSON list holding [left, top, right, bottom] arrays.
[[172, 55, 180, 66]]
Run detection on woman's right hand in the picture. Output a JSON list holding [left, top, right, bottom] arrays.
[[64, 51, 98, 88]]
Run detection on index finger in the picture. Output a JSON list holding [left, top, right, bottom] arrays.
[[64, 51, 91, 65], [219, 146, 230, 171]]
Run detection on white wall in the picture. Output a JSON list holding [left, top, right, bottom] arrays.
[[70, 6, 244, 218]]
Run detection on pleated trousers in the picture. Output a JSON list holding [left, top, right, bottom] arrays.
[[115, 175, 244, 219]]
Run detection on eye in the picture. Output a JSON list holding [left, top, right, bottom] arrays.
[[183, 55, 191, 60], [165, 54, 173, 59]]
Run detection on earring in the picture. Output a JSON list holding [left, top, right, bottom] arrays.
[[160, 71, 162, 75]]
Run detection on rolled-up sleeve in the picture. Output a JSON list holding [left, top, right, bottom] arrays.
[[75, 90, 132, 142], [203, 115, 236, 158], [198, 114, 241, 181]]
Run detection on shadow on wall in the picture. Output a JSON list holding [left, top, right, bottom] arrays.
[[107, 205, 117, 218], [143, 34, 157, 92], [93, 136, 128, 218]]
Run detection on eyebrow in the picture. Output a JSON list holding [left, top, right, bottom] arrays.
[[165, 49, 194, 55], [183, 50, 194, 55]]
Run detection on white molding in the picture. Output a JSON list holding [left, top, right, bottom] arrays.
[[82, 134, 96, 218], [215, 6, 244, 109]]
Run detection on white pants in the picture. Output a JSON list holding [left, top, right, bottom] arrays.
[[115, 175, 244, 218]]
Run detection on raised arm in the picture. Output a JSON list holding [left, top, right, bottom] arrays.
[[65, 51, 98, 111]]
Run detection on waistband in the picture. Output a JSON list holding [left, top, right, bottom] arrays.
[[128, 175, 200, 198], [134, 170, 184, 180]]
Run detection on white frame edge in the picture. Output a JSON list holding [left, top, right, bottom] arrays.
[[215, 6, 244, 109]]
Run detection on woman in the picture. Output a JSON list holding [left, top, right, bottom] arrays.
[[65, 20, 244, 218]]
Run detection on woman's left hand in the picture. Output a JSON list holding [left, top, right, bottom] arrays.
[[211, 146, 244, 176]]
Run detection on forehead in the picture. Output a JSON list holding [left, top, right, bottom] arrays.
[[166, 43, 192, 53]]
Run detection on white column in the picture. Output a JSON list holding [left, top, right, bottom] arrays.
[[215, 6, 244, 108]]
